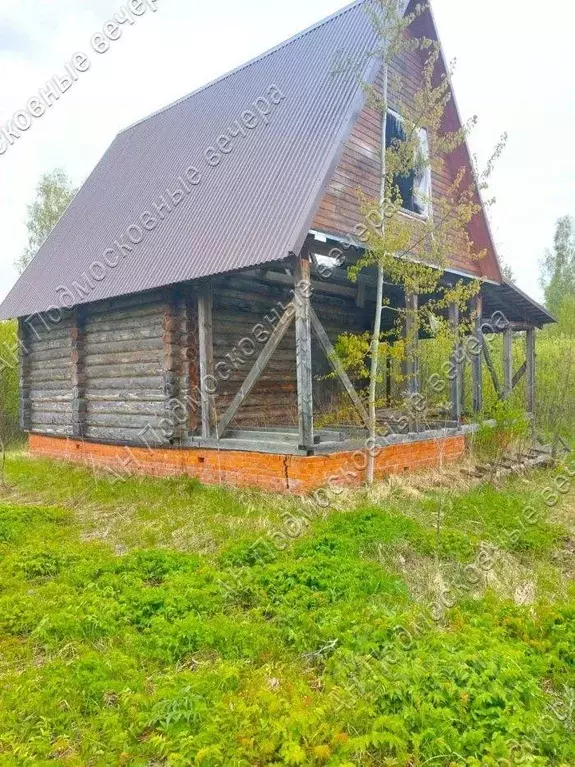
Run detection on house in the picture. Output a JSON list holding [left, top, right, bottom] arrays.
[[0, 0, 554, 493]]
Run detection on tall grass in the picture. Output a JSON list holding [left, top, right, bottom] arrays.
[[536, 331, 575, 438], [418, 327, 575, 440]]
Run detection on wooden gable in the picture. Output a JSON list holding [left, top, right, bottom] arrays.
[[311, 5, 502, 284]]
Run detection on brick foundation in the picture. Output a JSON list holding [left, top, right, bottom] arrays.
[[28, 433, 466, 493]]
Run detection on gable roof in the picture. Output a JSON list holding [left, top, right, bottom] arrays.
[[0, 0, 382, 320]]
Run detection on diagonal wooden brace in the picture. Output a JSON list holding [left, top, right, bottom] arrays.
[[309, 306, 370, 431], [217, 302, 296, 437]]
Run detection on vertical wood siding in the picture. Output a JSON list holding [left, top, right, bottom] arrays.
[[311, 44, 501, 282]]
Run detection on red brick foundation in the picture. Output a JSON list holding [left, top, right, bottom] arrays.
[[29, 433, 466, 494]]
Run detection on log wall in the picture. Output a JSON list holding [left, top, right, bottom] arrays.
[[210, 272, 369, 428], [21, 276, 371, 443], [82, 291, 169, 445], [24, 313, 73, 437]]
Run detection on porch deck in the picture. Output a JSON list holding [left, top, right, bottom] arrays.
[[184, 422, 476, 456]]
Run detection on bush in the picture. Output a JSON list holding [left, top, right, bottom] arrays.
[[0, 321, 21, 446]]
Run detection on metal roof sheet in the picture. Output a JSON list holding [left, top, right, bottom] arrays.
[[0, 0, 381, 320], [482, 279, 555, 329]]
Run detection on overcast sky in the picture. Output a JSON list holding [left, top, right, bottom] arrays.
[[1, 0, 573, 306]]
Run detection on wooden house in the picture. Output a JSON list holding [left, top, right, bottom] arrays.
[[0, 0, 554, 492]]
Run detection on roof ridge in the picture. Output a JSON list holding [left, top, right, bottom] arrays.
[[118, 0, 367, 136]]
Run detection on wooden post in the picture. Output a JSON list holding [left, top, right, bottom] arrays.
[[163, 292, 185, 444], [17, 318, 32, 432], [386, 354, 393, 407], [503, 324, 513, 401], [184, 291, 201, 434], [295, 254, 314, 452], [461, 354, 468, 415], [71, 309, 86, 439], [471, 294, 483, 414], [197, 281, 216, 439], [526, 327, 536, 415], [404, 293, 419, 396], [449, 302, 463, 422]]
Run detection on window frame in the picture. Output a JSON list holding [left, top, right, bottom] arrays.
[[385, 108, 432, 221]]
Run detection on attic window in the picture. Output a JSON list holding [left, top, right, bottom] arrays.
[[385, 110, 431, 218]]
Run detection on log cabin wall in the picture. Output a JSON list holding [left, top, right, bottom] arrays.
[[21, 274, 371, 443], [82, 291, 168, 445], [209, 273, 298, 428], [311, 43, 501, 282], [209, 272, 368, 428], [23, 313, 73, 437]]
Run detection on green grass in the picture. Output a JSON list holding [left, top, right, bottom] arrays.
[[0, 454, 573, 765]]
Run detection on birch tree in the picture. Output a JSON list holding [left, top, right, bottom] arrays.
[[16, 169, 77, 274], [339, 0, 505, 482]]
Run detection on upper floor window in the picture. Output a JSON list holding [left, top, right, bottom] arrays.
[[385, 109, 431, 219]]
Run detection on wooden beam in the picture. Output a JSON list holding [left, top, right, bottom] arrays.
[[185, 291, 201, 434], [471, 294, 483, 414], [197, 281, 216, 439], [449, 302, 463, 422], [403, 293, 419, 396], [526, 327, 536, 414], [461, 353, 468, 415], [17, 318, 31, 432], [386, 354, 393, 407], [163, 292, 185, 444], [512, 360, 527, 390], [305, 237, 362, 261], [482, 337, 501, 397], [309, 306, 370, 431], [71, 309, 86, 439], [508, 322, 535, 332], [217, 302, 296, 437], [502, 324, 513, 400], [254, 268, 358, 300], [295, 256, 314, 451]]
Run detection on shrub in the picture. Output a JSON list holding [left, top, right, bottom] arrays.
[[0, 320, 21, 446]]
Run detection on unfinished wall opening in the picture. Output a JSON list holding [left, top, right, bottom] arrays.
[[385, 109, 431, 218]]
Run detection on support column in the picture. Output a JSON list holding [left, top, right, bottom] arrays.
[[163, 291, 185, 444], [71, 309, 86, 439], [386, 354, 393, 407], [17, 318, 32, 433], [295, 253, 314, 452], [403, 293, 419, 396], [449, 302, 463, 422], [197, 281, 216, 439], [526, 327, 536, 415], [503, 323, 513, 400], [471, 294, 483, 414], [185, 291, 201, 434]]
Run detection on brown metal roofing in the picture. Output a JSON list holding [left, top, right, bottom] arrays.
[[482, 279, 555, 329], [0, 0, 383, 320]]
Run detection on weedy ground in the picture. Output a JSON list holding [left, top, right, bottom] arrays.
[[0, 452, 573, 766]]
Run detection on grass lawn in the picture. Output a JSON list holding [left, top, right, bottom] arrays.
[[0, 451, 573, 766]]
